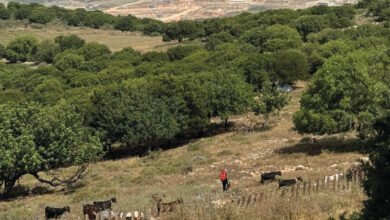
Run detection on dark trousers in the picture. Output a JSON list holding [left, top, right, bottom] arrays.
[[222, 179, 230, 191]]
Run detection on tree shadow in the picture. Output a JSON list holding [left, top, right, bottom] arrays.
[[275, 136, 366, 156], [104, 120, 270, 160], [0, 185, 54, 201]]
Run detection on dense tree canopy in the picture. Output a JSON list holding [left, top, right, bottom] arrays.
[[0, 0, 389, 205], [5, 36, 38, 63]]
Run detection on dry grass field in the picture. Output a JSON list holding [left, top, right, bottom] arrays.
[[0, 82, 367, 219], [0, 20, 176, 53]]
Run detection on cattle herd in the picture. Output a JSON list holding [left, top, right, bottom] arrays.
[[44, 195, 185, 219], [44, 172, 304, 219], [44, 197, 145, 220], [260, 171, 303, 188]]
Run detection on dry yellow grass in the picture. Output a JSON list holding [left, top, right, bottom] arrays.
[[0, 81, 366, 219], [0, 21, 176, 53]]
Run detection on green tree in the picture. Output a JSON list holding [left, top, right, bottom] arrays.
[[0, 102, 102, 197], [273, 49, 309, 84], [90, 84, 181, 151], [84, 11, 112, 29], [253, 81, 289, 123], [206, 31, 234, 50], [0, 43, 5, 58], [293, 49, 389, 135], [379, 7, 390, 21], [54, 52, 85, 71], [0, 3, 10, 20], [33, 40, 60, 63], [294, 15, 329, 41], [15, 6, 32, 20], [142, 51, 169, 63], [79, 42, 111, 61], [29, 7, 54, 24], [262, 25, 303, 52], [142, 19, 164, 35], [240, 25, 302, 52], [114, 15, 139, 31], [31, 78, 63, 105], [162, 22, 180, 42], [167, 45, 201, 61], [5, 36, 39, 63], [54, 35, 85, 51], [293, 48, 390, 218], [112, 47, 142, 65], [6, 2, 21, 16], [361, 113, 390, 219], [205, 71, 255, 125]]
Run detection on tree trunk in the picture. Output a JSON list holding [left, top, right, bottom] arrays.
[[2, 178, 18, 199]]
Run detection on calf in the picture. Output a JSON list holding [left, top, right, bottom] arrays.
[[157, 198, 183, 216], [260, 171, 282, 184], [93, 197, 117, 211], [45, 206, 70, 219], [278, 177, 303, 188], [83, 204, 100, 220], [97, 210, 123, 220], [125, 211, 145, 220]]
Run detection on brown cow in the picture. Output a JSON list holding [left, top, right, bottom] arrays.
[[83, 204, 99, 220]]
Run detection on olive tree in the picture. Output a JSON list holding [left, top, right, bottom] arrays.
[[0, 102, 102, 197]]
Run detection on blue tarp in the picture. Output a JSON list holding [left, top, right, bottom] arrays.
[[277, 84, 293, 92]]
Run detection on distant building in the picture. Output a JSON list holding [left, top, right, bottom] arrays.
[[317, 2, 330, 6], [230, 0, 246, 3]]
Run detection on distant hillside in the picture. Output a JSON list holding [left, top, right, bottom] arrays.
[[0, 0, 135, 10], [1, 0, 358, 21]]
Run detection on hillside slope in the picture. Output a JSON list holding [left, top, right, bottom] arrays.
[[0, 81, 366, 219]]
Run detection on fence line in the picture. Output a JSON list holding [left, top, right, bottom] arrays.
[[231, 170, 365, 207]]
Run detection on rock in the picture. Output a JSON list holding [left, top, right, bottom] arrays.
[[331, 164, 338, 168], [360, 157, 369, 162], [191, 155, 206, 163], [234, 159, 243, 165], [296, 165, 306, 170], [352, 162, 361, 166], [211, 199, 228, 207]]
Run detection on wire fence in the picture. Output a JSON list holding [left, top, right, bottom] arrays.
[[231, 170, 365, 208]]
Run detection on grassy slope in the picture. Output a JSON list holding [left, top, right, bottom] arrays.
[[0, 81, 366, 219], [0, 20, 176, 53]]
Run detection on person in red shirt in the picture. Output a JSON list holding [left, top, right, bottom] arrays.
[[220, 165, 230, 192]]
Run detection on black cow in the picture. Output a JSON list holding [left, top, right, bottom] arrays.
[[45, 206, 70, 219], [278, 177, 303, 188], [93, 197, 117, 211], [260, 171, 282, 184]]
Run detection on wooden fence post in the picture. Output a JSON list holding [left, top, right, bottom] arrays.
[[241, 196, 246, 207], [308, 181, 311, 194], [84, 214, 89, 220], [322, 178, 325, 190], [247, 195, 252, 207], [259, 192, 264, 203], [281, 187, 286, 197], [291, 185, 295, 197], [296, 183, 300, 198], [316, 179, 320, 192], [253, 193, 257, 204], [236, 197, 241, 205], [303, 181, 307, 195]]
